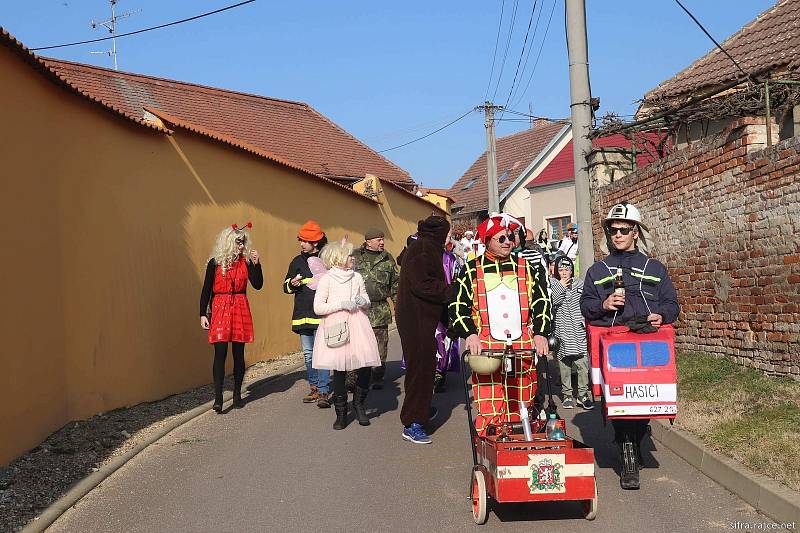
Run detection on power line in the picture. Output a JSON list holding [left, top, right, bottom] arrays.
[[508, 0, 545, 107], [511, 0, 557, 108], [31, 0, 256, 51], [484, 0, 506, 100], [377, 109, 474, 153], [491, 0, 520, 100], [672, 0, 749, 80], [500, 0, 539, 113]]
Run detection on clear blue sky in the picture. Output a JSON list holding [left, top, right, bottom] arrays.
[[2, 1, 776, 188]]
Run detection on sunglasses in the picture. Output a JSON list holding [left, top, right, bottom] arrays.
[[497, 233, 516, 244], [608, 226, 635, 235], [235, 238, 247, 245]]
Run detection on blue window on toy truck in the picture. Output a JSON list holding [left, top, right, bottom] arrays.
[[607, 343, 637, 368], [640, 341, 671, 367]]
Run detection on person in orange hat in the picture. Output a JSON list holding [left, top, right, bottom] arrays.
[[284, 220, 331, 407]]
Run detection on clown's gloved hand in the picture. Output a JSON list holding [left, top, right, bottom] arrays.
[[341, 300, 358, 311], [354, 295, 368, 307]]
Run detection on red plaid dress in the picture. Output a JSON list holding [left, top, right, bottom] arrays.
[[208, 257, 255, 344]]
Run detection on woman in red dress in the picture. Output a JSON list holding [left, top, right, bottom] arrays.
[[199, 223, 263, 412]]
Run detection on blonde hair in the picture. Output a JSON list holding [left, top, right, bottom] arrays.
[[320, 240, 354, 269], [211, 226, 251, 276]]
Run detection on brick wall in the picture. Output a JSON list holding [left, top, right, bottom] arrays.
[[590, 117, 800, 378]]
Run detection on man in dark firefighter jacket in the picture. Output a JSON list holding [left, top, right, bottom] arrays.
[[580, 201, 679, 490], [284, 220, 330, 408]]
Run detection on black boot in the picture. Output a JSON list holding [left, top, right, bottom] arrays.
[[333, 395, 349, 430], [353, 386, 371, 426], [619, 439, 640, 490], [371, 364, 386, 390], [232, 390, 245, 409]]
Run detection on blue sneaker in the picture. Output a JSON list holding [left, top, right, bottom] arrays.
[[402, 423, 432, 444]]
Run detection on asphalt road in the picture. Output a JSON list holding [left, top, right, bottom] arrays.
[[50, 330, 765, 532]]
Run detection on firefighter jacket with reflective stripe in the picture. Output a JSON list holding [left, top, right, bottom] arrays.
[[580, 248, 680, 327], [283, 253, 321, 333], [449, 252, 550, 349]]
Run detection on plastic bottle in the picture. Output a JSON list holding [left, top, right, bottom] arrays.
[[545, 413, 565, 440], [519, 401, 533, 441]]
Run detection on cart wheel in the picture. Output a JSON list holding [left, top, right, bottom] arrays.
[[582, 479, 598, 520], [471, 468, 488, 525]]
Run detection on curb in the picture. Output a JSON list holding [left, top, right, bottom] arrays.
[[650, 419, 800, 525], [25, 359, 306, 533]]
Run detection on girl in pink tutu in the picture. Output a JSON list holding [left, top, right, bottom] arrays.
[[313, 239, 380, 429]]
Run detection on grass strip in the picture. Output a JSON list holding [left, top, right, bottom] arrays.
[[676, 352, 800, 492]]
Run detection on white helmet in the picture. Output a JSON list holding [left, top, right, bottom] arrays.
[[604, 202, 648, 231]]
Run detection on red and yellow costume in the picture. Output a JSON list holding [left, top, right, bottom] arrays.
[[449, 217, 550, 434]]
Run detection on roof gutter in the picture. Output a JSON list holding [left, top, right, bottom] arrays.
[[499, 123, 572, 203]]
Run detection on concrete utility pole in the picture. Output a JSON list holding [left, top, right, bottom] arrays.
[[477, 101, 503, 215], [565, 0, 595, 266]]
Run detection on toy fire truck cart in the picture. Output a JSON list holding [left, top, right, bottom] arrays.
[[588, 324, 678, 478], [460, 350, 598, 525]]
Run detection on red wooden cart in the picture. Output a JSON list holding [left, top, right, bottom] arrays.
[[461, 350, 598, 524]]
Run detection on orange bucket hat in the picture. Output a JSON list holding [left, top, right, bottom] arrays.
[[298, 220, 325, 242]]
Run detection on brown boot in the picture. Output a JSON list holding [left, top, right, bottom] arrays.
[[302, 385, 319, 403]]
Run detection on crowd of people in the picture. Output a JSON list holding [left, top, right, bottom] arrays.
[[198, 200, 678, 490]]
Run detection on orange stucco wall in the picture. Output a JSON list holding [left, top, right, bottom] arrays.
[[0, 45, 439, 464]]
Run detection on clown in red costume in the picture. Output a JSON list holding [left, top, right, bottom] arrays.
[[449, 214, 551, 434], [199, 223, 263, 412]]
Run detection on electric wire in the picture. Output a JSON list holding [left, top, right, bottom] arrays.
[[508, 0, 545, 108], [484, 0, 507, 100], [511, 0, 557, 108], [491, 0, 520, 101], [500, 0, 539, 115], [673, 0, 749, 80], [31, 0, 257, 51], [377, 109, 474, 153]]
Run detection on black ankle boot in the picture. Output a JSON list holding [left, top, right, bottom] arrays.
[[353, 386, 371, 426], [232, 391, 245, 409], [619, 440, 640, 490], [333, 395, 349, 430]]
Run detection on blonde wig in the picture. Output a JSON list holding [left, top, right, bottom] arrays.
[[320, 239, 354, 269], [211, 225, 251, 276]]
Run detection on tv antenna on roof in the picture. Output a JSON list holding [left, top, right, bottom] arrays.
[[90, 0, 139, 70]]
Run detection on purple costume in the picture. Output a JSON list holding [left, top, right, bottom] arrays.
[[401, 250, 461, 373]]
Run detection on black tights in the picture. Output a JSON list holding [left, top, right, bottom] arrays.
[[333, 368, 370, 397], [213, 342, 245, 404]]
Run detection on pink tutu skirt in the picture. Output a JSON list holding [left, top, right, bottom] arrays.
[[312, 309, 381, 371]]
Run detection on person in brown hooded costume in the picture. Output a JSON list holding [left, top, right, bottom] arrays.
[[397, 215, 451, 444]]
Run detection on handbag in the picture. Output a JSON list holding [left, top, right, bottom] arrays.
[[324, 277, 355, 348], [324, 321, 350, 348]]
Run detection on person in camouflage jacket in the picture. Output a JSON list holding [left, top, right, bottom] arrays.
[[352, 228, 399, 388]]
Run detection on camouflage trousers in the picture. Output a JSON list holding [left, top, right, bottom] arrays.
[[346, 326, 389, 388]]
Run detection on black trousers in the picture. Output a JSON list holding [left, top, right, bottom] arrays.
[[333, 368, 370, 397], [611, 419, 650, 443], [213, 342, 245, 403]]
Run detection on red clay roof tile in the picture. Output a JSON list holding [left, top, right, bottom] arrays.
[[37, 56, 416, 188], [646, 0, 800, 99], [447, 120, 566, 214]]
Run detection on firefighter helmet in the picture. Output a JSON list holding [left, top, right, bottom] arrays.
[[604, 202, 648, 231]]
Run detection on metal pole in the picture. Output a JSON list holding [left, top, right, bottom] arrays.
[[484, 102, 500, 214], [565, 0, 595, 267]]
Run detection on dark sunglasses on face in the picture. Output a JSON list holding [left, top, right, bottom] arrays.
[[497, 233, 516, 244], [235, 238, 247, 245], [608, 226, 635, 236]]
